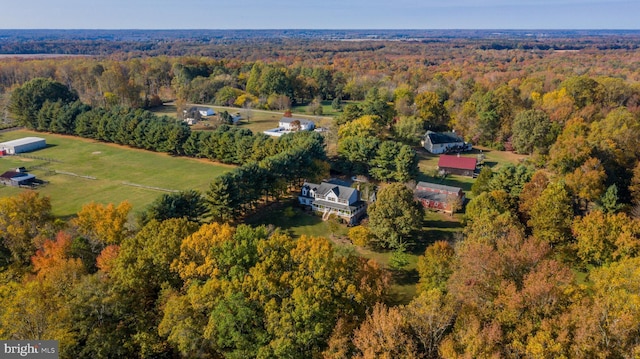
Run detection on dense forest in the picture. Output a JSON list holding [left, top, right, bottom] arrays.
[[1, 31, 640, 358]]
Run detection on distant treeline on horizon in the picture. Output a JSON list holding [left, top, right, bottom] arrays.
[[1, 28, 640, 56]]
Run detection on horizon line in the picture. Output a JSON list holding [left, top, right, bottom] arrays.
[[1, 28, 640, 31]]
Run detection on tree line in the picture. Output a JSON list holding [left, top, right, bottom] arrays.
[[9, 77, 330, 168], [206, 131, 328, 222]]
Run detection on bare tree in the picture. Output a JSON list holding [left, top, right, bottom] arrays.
[[308, 97, 323, 115], [446, 194, 463, 216], [243, 103, 253, 123], [631, 201, 640, 219]]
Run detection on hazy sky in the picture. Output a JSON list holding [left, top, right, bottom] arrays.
[[0, 0, 638, 29]]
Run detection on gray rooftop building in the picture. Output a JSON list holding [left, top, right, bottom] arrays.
[[0, 137, 46, 155]]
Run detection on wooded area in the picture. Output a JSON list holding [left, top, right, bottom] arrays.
[[1, 31, 640, 358]]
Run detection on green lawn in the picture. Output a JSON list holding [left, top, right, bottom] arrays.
[[244, 199, 349, 238], [416, 145, 529, 200], [291, 100, 343, 117], [335, 211, 464, 306], [0, 130, 233, 217], [472, 145, 529, 169], [150, 104, 334, 134]]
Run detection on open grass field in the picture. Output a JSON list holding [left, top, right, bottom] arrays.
[[0, 130, 233, 217], [150, 104, 334, 134], [473, 145, 529, 169], [291, 100, 343, 117]]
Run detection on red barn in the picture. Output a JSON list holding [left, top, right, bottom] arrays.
[[438, 154, 477, 177], [414, 181, 465, 213]]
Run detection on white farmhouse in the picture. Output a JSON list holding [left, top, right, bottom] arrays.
[[278, 117, 315, 131], [421, 131, 472, 154], [264, 117, 316, 137], [298, 180, 367, 225]]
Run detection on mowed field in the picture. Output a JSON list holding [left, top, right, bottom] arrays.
[[0, 130, 233, 217]]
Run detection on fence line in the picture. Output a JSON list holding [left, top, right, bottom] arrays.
[[15, 154, 62, 163], [54, 170, 97, 180], [121, 181, 178, 193], [29, 164, 50, 170]]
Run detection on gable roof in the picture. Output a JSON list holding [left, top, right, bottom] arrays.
[[0, 171, 22, 179], [0, 137, 46, 148], [304, 181, 357, 201], [416, 181, 462, 194], [415, 190, 448, 204], [426, 131, 464, 145], [438, 155, 477, 171]]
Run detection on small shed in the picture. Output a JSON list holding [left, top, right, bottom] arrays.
[[0, 137, 46, 155], [438, 154, 477, 177], [197, 107, 215, 117], [0, 170, 36, 187]]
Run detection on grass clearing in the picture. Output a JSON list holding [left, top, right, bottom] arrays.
[[353, 245, 420, 305], [245, 199, 349, 238], [416, 145, 529, 200], [0, 130, 233, 217], [291, 100, 343, 117], [150, 104, 334, 134]]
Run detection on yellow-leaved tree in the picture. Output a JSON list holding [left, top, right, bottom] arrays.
[[72, 201, 132, 246], [171, 222, 236, 281], [0, 191, 54, 264]]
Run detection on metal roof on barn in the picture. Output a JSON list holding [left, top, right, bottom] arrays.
[[415, 190, 448, 203], [0, 137, 46, 147], [437, 155, 477, 171], [416, 181, 463, 194]]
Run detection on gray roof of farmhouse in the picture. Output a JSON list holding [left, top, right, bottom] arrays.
[[304, 181, 357, 201], [313, 199, 364, 211], [425, 131, 464, 145]]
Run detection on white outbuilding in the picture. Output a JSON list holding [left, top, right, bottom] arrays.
[[278, 117, 315, 131], [0, 137, 47, 155]]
